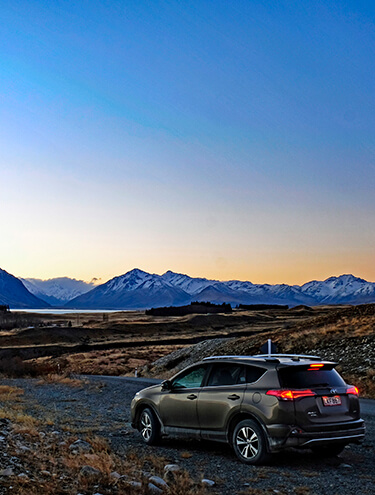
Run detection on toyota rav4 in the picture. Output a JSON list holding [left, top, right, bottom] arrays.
[[131, 354, 365, 464]]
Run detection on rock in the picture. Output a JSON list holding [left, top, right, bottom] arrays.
[[17, 473, 28, 479], [164, 464, 180, 473], [149, 475, 168, 489], [339, 463, 353, 469], [148, 482, 163, 494], [17, 445, 31, 453], [0, 468, 14, 476], [202, 478, 215, 487], [39, 432, 46, 439], [69, 439, 93, 453], [41, 471, 51, 476], [164, 463, 181, 481], [127, 481, 142, 488], [110, 471, 122, 479], [79, 465, 101, 478]]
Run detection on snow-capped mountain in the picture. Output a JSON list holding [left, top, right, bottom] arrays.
[[300, 274, 375, 305], [5, 266, 374, 310], [65, 269, 190, 309], [161, 270, 214, 295], [0, 268, 50, 309], [63, 269, 375, 310], [21, 277, 95, 306]]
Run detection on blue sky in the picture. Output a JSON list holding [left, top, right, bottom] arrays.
[[1, 0, 375, 284]]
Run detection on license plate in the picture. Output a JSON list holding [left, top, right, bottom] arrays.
[[322, 395, 341, 406]]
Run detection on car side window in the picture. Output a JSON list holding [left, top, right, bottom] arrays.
[[171, 365, 207, 389], [207, 364, 245, 386], [246, 365, 267, 384]]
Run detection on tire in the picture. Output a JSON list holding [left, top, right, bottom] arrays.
[[138, 407, 160, 445], [311, 443, 346, 457], [232, 419, 269, 465]]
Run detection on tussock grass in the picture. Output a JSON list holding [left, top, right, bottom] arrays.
[[0, 384, 24, 398], [38, 373, 87, 387], [0, 392, 209, 495]]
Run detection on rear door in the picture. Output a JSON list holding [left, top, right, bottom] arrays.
[[278, 364, 359, 427], [198, 362, 246, 431]]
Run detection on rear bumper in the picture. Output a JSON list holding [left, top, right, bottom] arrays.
[[266, 419, 365, 452]]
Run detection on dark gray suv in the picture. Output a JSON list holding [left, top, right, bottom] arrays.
[[131, 354, 365, 464]]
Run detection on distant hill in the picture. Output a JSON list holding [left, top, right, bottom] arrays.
[[21, 277, 95, 306], [0, 268, 50, 309], [64, 268, 375, 310]]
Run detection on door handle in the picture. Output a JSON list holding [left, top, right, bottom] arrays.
[[187, 394, 197, 400], [227, 394, 240, 400]]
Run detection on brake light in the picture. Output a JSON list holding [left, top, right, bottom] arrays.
[[346, 386, 359, 396], [266, 389, 316, 400], [308, 363, 324, 371]]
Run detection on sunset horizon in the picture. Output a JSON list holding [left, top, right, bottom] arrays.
[[2, 1, 374, 293]]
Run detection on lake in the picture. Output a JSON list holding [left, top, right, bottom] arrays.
[[12, 309, 133, 315]]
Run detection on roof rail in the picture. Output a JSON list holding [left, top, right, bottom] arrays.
[[202, 354, 322, 362], [203, 355, 247, 361], [255, 354, 321, 360]]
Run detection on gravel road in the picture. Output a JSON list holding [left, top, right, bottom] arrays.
[[3, 375, 375, 495]]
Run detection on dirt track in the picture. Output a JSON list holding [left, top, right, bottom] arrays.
[[2, 375, 374, 495]]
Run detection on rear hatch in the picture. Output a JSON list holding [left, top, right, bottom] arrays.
[[277, 363, 360, 429]]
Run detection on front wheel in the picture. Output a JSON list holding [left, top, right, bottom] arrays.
[[139, 408, 160, 445], [232, 419, 269, 465]]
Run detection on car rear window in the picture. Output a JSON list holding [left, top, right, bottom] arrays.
[[279, 366, 346, 388], [207, 364, 245, 386], [246, 365, 267, 384]]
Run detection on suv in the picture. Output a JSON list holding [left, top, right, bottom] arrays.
[[131, 354, 365, 464]]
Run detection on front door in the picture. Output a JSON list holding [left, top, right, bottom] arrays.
[[159, 364, 207, 429]]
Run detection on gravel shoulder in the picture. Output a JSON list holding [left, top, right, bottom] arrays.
[[1, 375, 374, 495]]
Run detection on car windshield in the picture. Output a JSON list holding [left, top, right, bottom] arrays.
[[279, 366, 346, 388]]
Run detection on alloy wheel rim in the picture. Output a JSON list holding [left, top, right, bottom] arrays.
[[140, 412, 152, 441], [236, 427, 259, 459]]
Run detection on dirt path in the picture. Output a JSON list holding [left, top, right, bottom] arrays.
[[1, 375, 374, 494]]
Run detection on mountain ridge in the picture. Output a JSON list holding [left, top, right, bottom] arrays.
[[64, 269, 375, 310], [21, 277, 95, 306], [0, 268, 50, 309], [2, 267, 375, 310]]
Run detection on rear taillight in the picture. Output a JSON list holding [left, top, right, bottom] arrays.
[[266, 389, 316, 400], [308, 363, 324, 371], [346, 386, 359, 396]]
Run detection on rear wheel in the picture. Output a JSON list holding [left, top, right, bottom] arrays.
[[311, 443, 346, 457], [232, 419, 269, 465], [139, 408, 160, 445]]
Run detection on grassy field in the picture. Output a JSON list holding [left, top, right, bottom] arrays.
[[0, 304, 374, 397]]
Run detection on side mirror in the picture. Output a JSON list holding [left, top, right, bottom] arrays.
[[161, 380, 172, 391]]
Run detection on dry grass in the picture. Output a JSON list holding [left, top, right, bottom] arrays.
[[0, 384, 24, 398], [0, 389, 209, 495], [294, 487, 313, 495], [180, 451, 193, 459], [0, 422, 210, 494], [38, 373, 87, 387]]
